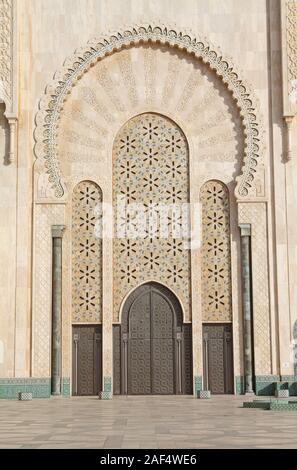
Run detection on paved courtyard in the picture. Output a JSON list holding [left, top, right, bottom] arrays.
[[0, 395, 297, 449]]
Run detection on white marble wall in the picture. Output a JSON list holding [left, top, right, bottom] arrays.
[[0, 105, 16, 377], [0, 0, 295, 385]]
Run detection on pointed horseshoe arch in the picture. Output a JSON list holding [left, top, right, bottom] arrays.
[[34, 24, 262, 199], [119, 281, 192, 395]]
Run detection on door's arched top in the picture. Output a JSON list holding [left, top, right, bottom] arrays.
[[200, 179, 229, 197], [115, 111, 188, 144], [121, 281, 183, 332], [34, 23, 262, 200]]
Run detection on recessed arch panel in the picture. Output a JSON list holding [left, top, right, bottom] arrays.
[[113, 112, 191, 322], [200, 180, 232, 322], [72, 180, 102, 322]]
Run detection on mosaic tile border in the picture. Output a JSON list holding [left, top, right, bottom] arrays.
[[197, 390, 211, 399], [194, 376, 203, 395], [103, 376, 112, 392], [280, 375, 295, 382], [99, 376, 112, 400], [243, 399, 297, 411], [255, 375, 281, 396], [2, 375, 295, 399], [61, 377, 70, 397], [235, 375, 297, 396], [0, 378, 51, 399], [235, 376, 244, 395], [243, 400, 271, 410], [0, 377, 71, 399], [99, 391, 112, 400]]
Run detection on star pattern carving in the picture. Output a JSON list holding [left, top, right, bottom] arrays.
[[113, 113, 191, 321]]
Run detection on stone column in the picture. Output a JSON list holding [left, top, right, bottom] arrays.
[[51, 225, 65, 396], [7, 118, 17, 165], [239, 224, 254, 394]]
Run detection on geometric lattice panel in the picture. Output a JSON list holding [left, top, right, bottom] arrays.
[[72, 181, 102, 322], [113, 113, 191, 322], [238, 202, 271, 374], [33, 203, 65, 377], [201, 181, 232, 322]]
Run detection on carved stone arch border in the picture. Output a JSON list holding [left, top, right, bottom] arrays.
[[34, 23, 263, 199]]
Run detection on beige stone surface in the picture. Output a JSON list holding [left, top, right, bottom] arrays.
[[0, 395, 297, 449], [0, 0, 296, 396]]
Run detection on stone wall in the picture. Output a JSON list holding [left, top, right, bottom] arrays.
[[0, 0, 295, 397]]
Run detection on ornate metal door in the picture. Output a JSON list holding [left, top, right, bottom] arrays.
[[203, 324, 233, 394], [151, 289, 174, 394], [119, 282, 192, 395], [72, 325, 102, 396], [128, 289, 151, 394]]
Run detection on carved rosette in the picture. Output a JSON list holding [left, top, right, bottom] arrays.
[[34, 24, 263, 199]]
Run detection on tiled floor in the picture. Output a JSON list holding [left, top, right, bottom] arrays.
[[0, 395, 297, 449]]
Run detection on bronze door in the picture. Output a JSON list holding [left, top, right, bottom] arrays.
[[72, 325, 102, 396], [128, 288, 151, 394], [203, 324, 233, 394], [151, 289, 174, 394], [128, 284, 175, 394], [119, 282, 192, 395]]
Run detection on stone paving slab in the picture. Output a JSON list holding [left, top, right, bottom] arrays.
[[0, 395, 297, 449]]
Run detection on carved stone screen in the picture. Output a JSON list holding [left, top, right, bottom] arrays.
[[200, 181, 232, 322], [72, 181, 102, 323], [113, 113, 190, 321]]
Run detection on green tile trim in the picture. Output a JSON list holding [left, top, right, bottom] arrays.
[[0, 378, 51, 399], [255, 375, 280, 382], [280, 375, 295, 382], [99, 391, 112, 400], [243, 400, 271, 410], [61, 377, 70, 397], [270, 401, 297, 411], [103, 376, 112, 393], [253, 375, 297, 396], [289, 383, 297, 396], [243, 399, 297, 411], [255, 375, 279, 396], [0, 377, 71, 399], [235, 376, 244, 395], [195, 375, 296, 396], [194, 376, 202, 395], [281, 381, 297, 396]]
